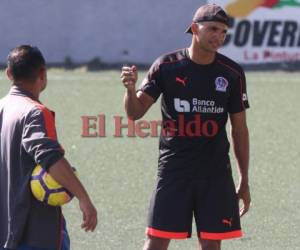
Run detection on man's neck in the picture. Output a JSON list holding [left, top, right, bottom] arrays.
[[14, 82, 40, 99], [188, 45, 216, 65]]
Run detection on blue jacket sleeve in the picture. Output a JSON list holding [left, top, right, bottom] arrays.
[[22, 106, 64, 170]]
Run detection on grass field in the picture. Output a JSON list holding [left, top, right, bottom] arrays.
[[0, 69, 299, 250]]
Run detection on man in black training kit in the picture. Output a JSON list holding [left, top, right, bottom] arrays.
[[0, 45, 97, 250], [121, 4, 251, 250]]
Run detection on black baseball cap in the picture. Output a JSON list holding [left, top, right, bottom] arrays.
[[185, 4, 229, 34]]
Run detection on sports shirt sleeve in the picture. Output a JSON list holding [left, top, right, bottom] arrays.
[[22, 106, 64, 170], [228, 69, 249, 114], [138, 58, 162, 102]]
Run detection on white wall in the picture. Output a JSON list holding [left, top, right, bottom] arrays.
[[0, 0, 206, 64]]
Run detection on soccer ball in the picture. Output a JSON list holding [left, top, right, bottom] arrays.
[[30, 165, 75, 206]]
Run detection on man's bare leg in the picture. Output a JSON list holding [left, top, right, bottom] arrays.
[[198, 238, 221, 250], [143, 235, 170, 250]]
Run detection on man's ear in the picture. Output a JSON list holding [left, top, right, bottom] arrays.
[[6, 68, 14, 81], [191, 22, 199, 35], [38, 66, 46, 81]]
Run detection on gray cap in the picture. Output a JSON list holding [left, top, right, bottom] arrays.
[[185, 4, 229, 34]]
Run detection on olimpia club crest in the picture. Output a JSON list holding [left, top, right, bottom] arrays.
[[215, 77, 228, 92]]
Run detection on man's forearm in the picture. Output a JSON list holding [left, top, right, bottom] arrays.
[[48, 157, 91, 202], [231, 126, 250, 185], [124, 88, 145, 120]]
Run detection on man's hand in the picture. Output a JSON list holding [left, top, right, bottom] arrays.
[[236, 182, 251, 217], [48, 158, 98, 232], [79, 197, 98, 232], [120, 65, 138, 89]]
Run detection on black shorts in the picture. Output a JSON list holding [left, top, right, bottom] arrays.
[[146, 171, 242, 240]]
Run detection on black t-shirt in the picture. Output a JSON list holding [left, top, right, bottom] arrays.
[[139, 48, 249, 178]]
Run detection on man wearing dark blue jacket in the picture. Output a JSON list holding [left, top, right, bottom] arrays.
[[0, 45, 98, 250]]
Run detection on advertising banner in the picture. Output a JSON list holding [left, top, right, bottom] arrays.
[[209, 0, 300, 64]]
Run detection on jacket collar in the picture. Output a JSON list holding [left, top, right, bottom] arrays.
[[9, 85, 40, 103]]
